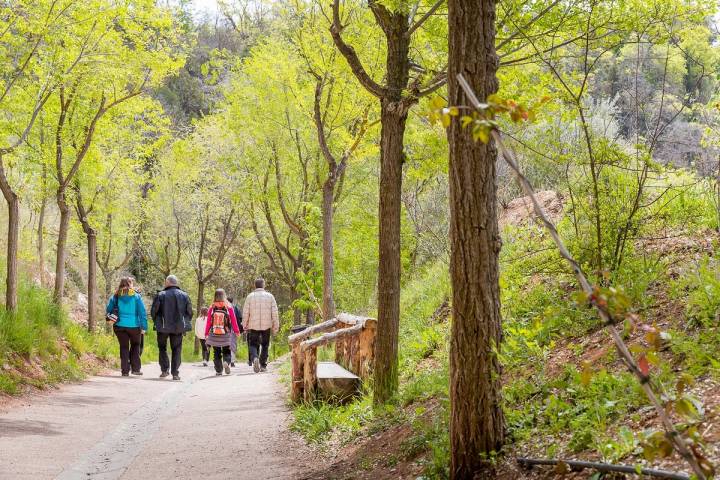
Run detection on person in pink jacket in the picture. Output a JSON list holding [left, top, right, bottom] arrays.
[[204, 289, 241, 376]]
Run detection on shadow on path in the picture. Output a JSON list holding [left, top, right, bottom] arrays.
[[0, 419, 62, 437]]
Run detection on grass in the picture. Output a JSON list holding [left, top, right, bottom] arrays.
[[0, 281, 119, 395]]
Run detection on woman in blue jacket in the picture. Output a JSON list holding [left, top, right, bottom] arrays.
[[106, 277, 148, 376]]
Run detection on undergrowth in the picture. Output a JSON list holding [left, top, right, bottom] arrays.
[[289, 207, 720, 478], [0, 281, 118, 395]]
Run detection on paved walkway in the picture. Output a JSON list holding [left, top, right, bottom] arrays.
[[0, 361, 319, 480]]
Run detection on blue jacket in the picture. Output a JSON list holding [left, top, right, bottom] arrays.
[[106, 292, 148, 330]]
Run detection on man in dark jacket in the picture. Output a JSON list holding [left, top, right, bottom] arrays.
[[151, 275, 193, 380]]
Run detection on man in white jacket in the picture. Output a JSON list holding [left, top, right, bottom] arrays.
[[242, 278, 279, 373]]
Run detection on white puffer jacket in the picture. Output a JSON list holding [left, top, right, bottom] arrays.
[[242, 288, 279, 332]]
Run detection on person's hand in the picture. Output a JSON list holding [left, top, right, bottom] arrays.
[[141, 330, 146, 335]]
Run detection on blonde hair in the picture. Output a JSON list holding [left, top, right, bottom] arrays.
[[116, 277, 132, 296]]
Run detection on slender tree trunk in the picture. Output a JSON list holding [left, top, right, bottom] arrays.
[[321, 180, 336, 321], [195, 280, 205, 354], [38, 164, 47, 287], [0, 158, 19, 311], [86, 230, 97, 332], [102, 270, 113, 334], [447, 0, 504, 477], [54, 188, 71, 304], [374, 100, 407, 405]]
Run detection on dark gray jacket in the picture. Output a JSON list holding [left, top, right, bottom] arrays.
[[151, 286, 193, 334]]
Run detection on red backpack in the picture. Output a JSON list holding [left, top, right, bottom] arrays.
[[211, 305, 230, 335]]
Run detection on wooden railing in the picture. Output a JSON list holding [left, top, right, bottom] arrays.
[[288, 313, 377, 402]]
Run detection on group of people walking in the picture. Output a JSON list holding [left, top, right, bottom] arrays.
[[106, 275, 279, 379]]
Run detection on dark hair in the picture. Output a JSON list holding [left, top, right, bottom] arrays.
[[255, 278, 265, 289], [227, 296, 234, 303], [116, 277, 132, 296], [214, 288, 227, 303], [200, 307, 209, 315]]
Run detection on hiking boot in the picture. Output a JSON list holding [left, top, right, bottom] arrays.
[[202, 361, 208, 367], [131, 371, 143, 376], [230, 362, 236, 367], [172, 375, 181, 381], [253, 357, 260, 373], [121, 373, 129, 377], [260, 366, 267, 372], [223, 361, 231, 375], [160, 371, 170, 378], [216, 372, 222, 376]]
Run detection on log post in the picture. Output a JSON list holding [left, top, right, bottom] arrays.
[[303, 346, 317, 403], [358, 319, 377, 380], [291, 342, 305, 402]]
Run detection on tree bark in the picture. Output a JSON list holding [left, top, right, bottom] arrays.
[[86, 231, 98, 332], [53, 189, 71, 304], [0, 157, 19, 311], [37, 165, 47, 288], [447, 0, 505, 477], [374, 99, 407, 404], [321, 180, 336, 321], [195, 280, 205, 354]]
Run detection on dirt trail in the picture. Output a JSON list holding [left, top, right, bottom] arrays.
[[0, 361, 320, 480]]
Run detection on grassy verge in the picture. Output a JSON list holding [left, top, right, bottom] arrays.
[[0, 282, 118, 395]]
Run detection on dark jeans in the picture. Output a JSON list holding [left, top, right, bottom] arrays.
[[213, 346, 231, 373], [114, 326, 142, 374], [200, 339, 209, 362], [247, 329, 271, 368], [157, 332, 183, 376]]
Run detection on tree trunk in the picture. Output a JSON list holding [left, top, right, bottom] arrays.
[[38, 164, 47, 287], [373, 100, 407, 405], [0, 159, 19, 311], [195, 280, 205, 354], [372, 14, 411, 406], [447, 0, 505, 477], [86, 231, 98, 332], [54, 188, 71, 304], [321, 180, 336, 321]]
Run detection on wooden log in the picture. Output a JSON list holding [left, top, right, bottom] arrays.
[[316, 361, 361, 401], [288, 318, 338, 344], [357, 319, 377, 379], [291, 342, 304, 402], [334, 322, 343, 364], [336, 312, 368, 326], [301, 321, 365, 351], [303, 347, 317, 403]]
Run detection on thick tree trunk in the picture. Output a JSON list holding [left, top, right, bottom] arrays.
[[0, 159, 19, 311], [373, 17, 411, 406], [374, 101, 407, 404], [321, 180, 336, 321], [54, 189, 71, 304], [86, 231, 98, 332], [447, 0, 505, 477]]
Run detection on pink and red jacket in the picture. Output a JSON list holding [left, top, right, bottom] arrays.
[[204, 301, 241, 337]]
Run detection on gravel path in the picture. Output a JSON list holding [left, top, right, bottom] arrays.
[[0, 360, 319, 480]]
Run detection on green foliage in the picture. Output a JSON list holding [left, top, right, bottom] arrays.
[[670, 256, 720, 327], [0, 281, 119, 394]]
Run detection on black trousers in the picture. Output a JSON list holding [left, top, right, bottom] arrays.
[[157, 332, 183, 376], [200, 339, 210, 362], [247, 329, 271, 368], [114, 326, 142, 375], [213, 346, 231, 373]]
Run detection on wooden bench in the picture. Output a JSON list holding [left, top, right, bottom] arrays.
[[288, 313, 377, 403]]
